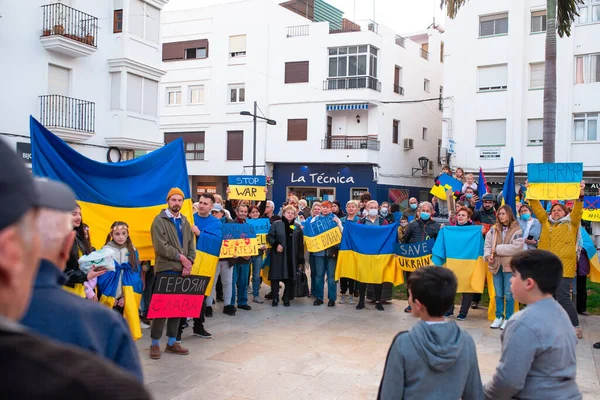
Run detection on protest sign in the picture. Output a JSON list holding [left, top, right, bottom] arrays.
[[430, 173, 462, 200], [147, 274, 210, 319], [228, 175, 266, 201], [220, 223, 259, 258], [583, 196, 600, 222], [246, 218, 271, 248], [527, 163, 583, 200], [304, 217, 342, 253], [394, 239, 434, 272]]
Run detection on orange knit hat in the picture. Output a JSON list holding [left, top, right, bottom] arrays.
[[166, 187, 185, 202]]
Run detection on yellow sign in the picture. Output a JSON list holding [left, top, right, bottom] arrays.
[[527, 183, 581, 200], [304, 228, 342, 253], [228, 176, 266, 201], [256, 233, 271, 248], [398, 255, 433, 272], [219, 238, 259, 258]]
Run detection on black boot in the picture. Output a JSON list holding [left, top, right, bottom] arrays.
[[272, 297, 279, 307]]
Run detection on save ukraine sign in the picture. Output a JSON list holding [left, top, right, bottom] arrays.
[[394, 240, 434, 272]]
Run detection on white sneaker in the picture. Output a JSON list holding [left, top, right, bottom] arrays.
[[140, 321, 150, 329], [500, 320, 508, 330], [490, 317, 504, 329], [339, 294, 346, 304], [253, 295, 264, 304], [247, 286, 253, 294], [349, 296, 355, 305]]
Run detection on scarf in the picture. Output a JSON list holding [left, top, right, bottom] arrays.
[[549, 214, 583, 259], [522, 219, 534, 250]]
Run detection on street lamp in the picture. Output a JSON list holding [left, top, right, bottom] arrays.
[[240, 101, 277, 175], [412, 156, 430, 175]]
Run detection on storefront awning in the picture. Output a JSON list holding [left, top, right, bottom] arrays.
[[326, 103, 369, 111]]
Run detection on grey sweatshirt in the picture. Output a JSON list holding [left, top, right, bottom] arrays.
[[378, 320, 483, 400], [484, 297, 582, 399]]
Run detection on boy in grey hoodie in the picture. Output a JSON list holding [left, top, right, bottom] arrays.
[[378, 266, 483, 400]]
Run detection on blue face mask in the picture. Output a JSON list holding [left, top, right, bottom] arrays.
[[521, 213, 531, 221], [410, 204, 417, 210], [466, 193, 473, 199], [420, 212, 431, 221]]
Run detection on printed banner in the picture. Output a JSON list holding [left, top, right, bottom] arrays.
[[304, 216, 342, 253], [220, 224, 259, 258], [394, 239, 434, 272], [147, 274, 210, 319], [430, 173, 463, 200], [228, 175, 267, 201], [583, 196, 600, 222], [527, 163, 583, 200], [246, 218, 271, 248]]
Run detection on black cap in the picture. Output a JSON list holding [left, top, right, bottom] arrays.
[[0, 139, 76, 231], [482, 193, 495, 202]]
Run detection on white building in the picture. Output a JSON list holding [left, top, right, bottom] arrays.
[[0, 0, 168, 164], [161, 0, 445, 208], [442, 0, 600, 189]]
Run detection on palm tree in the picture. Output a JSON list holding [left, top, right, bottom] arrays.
[[442, 0, 583, 162]]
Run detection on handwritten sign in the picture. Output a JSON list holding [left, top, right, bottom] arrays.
[[527, 163, 583, 200], [220, 223, 258, 258], [430, 173, 462, 200], [228, 175, 266, 201], [247, 218, 271, 249], [583, 196, 600, 222], [394, 239, 434, 272], [304, 217, 342, 253], [147, 274, 210, 319]]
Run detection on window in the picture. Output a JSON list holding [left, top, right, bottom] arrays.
[[439, 86, 444, 110], [129, 0, 159, 44], [479, 12, 509, 37], [577, 0, 600, 24], [229, 35, 247, 58], [126, 73, 158, 116], [527, 119, 543, 146], [227, 131, 244, 160], [392, 120, 399, 143], [328, 45, 377, 78], [574, 113, 598, 141], [285, 61, 309, 84], [575, 54, 600, 84], [113, 9, 123, 33], [110, 72, 120, 110], [422, 127, 428, 141], [477, 119, 507, 146], [48, 64, 70, 96], [228, 84, 245, 103], [393, 66, 403, 94], [440, 41, 444, 63], [530, 62, 545, 89], [437, 139, 443, 164], [478, 64, 508, 91], [424, 78, 430, 92], [165, 132, 205, 160], [166, 87, 182, 105], [143, 79, 158, 116], [163, 40, 209, 61], [531, 10, 547, 33], [185, 47, 207, 59], [189, 85, 204, 104], [287, 119, 308, 141]]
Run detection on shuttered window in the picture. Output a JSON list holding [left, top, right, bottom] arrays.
[[229, 35, 247, 58], [48, 64, 70, 96], [227, 131, 244, 160], [477, 119, 507, 146], [163, 39, 209, 61], [165, 132, 205, 160], [478, 64, 508, 91], [287, 119, 308, 141], [285, 61, 309, 83], [529, 62, 545, 89], [527, 119, 543, 145]]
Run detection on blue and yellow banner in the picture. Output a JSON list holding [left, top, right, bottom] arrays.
[[581, 227, 600, 283], [247, 218, 271, 249], [228, 175, 266, 201], [30, 116, 193, 261], [394, 239, 434, 272], [431, 173, 462, 200], [582, 196, 600, 222], [191, 215, 223, 296], [335, 222, 403, 285], [527, 162, 583, 200], [220, 224, 258, 258], [431, 226, 487, 293], [304, 216, 342, 253]]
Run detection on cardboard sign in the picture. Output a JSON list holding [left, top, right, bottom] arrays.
[[394, 239, 434, 272], [247, 218, 271, 248], [147, 274, 210, 319], [220, 223, 258, 258], [583, 196, 600, 222], [527, 163, 583, 200], [430, 173, 463, 200], [304, 216, 342, 253], [228, 175, 267, 201]]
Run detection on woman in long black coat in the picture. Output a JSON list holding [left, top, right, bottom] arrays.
[[267, 205, 305, 307]]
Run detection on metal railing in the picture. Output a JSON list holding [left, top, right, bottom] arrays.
[[393, 84, 405, 95], [420, 48, 429, 60], [41, 3, 98, 48], [323, 77, 381, 92], [395, 35, 406, 48], [322, 136, 380, 151], [40, 95, 95, 133], [330, 26, 361, 34], [368, 21, 379, 34], [286, 25, 309, 37]]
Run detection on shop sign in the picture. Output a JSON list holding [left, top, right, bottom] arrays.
[[290, 172, 355, 185], [17, 142, 32, 163], [479, 148, 501, 160]]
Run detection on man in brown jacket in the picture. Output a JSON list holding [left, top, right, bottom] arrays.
[[149, 188, 196, 359]]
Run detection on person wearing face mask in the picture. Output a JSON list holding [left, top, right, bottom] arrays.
[[402, 201, 441, 313], [404, 197, 419, 219], [518, 204, 541, 250], [379, 201, 395, 224], [339, 200, 360, 304], [460, 188, 479, 209]]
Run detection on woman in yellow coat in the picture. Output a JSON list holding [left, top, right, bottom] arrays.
[[529, 183, 584, 339]]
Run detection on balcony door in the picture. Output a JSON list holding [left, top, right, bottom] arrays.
[[326, 116, 332, 149], [46, 64, 71, 128], [48, 64, 70, 96]]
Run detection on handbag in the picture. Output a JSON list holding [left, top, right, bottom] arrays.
[[294, 267, 309, 298]]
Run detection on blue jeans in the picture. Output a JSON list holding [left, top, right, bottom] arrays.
[[231, 263, 250, 306], [250, 255, 262, 297], [314, 256, 337, 301], [493, 270, 514, 319], [310, 253, 316, 295]]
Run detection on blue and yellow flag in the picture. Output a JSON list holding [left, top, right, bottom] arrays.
[[97, 260, 143, 340], [304, 215, 342, 253], [335, 222, 403, 285], [431, 226, 487, 293], [582, 196, 600, 222], [431, 173, 462, 200], [394, 240, 434, 272], [228, 175, 266, 201], [191, 215, 222, 296], [581, 227, 600, 283], [30, 116, 193, 261]]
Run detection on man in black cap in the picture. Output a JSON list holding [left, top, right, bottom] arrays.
[[0, 139, 150, 399]]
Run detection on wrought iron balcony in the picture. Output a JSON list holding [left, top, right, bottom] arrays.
[[393, 84, 405, 95], [395, 35, 406, 48], [40, 95, 95, 141], [322, 136, 380, 151], [323, 77, 381, 92], [286, 25, 309, 37], [420, 48, 429, 61], [40, 3, 98, 57]]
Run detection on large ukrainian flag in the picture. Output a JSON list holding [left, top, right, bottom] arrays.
[[431, 226, 487, 293], [335, 222, 403, 285], [191, 215, 222, 296], [582, 227, 600, 283], [30, 116, 193, 261]]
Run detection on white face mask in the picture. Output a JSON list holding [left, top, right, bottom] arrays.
[[368, 209, 379, 217]]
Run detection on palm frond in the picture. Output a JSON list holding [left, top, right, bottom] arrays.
[[440, 0, 469, 19], [556, 0, 585, 37]]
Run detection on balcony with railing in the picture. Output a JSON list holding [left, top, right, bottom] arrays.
[[324, 77, 381, 92], [40, 3, 98, 57], [322, 135, 380, 151], [330, 19, 379, 35], [420, 48, 429, 61], [393, 84, 405, 95], [39, 95, 95, 142], [395, 35, 406, 48], [286, 25, 309, 37]]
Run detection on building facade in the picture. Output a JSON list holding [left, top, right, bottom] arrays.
[[0, 0, 168, 165], [160, 0, 444, 208], [442, 0, 600, 188]]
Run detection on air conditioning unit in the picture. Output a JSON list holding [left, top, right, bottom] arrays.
[[403, 138, 414, 150]]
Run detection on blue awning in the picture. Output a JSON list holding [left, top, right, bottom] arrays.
[[326, 103, 369, 111]]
